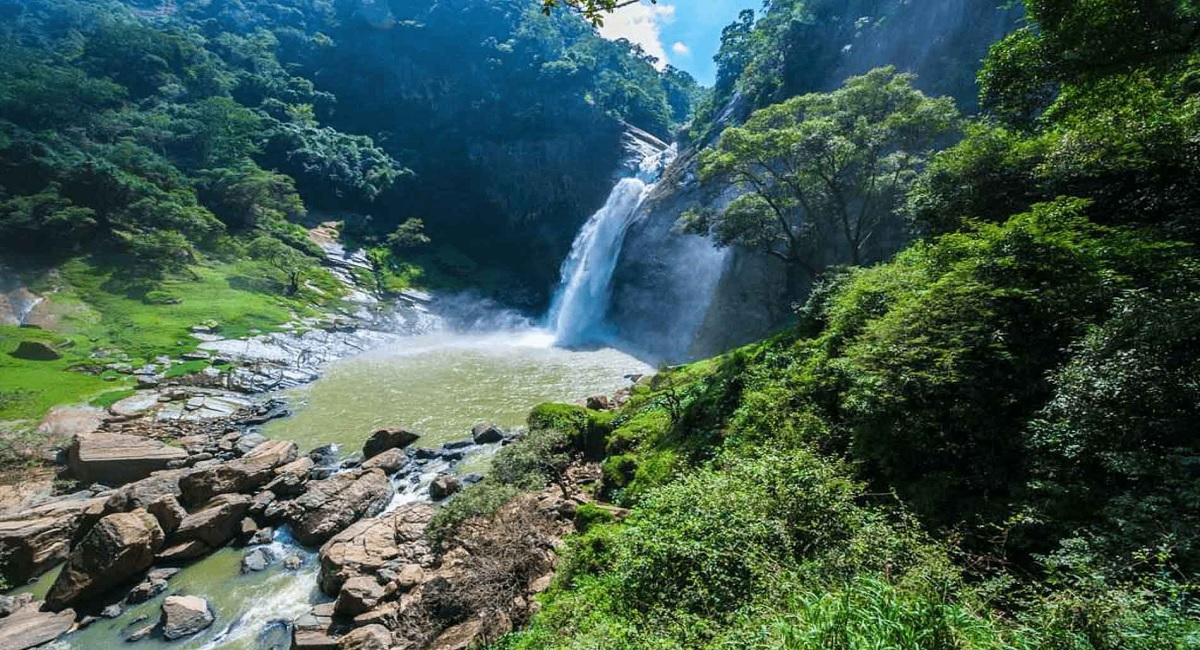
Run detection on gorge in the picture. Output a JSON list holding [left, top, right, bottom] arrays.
[[3, 1, 1200, 649]]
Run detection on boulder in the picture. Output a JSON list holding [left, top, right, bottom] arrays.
[[179, 440, 297, 505], [45, 509, 164, 610], [275, 457, 315, 478], [11, 340, 60, 361], [337, 624, 392, 650], [585, 394, 613, 411], [0, 593, 33, 617], [0, 501, 94, 586], [362, 427, 419, 459], [292, 606, 338, 650], [0, 600, 75, 650], [147, 494, 187, 534], [174, 493, 251, 549], [68, 431, 188, 486], [359, 448, 406, 474], [125, 576, 168, 604], [429, 475, 461, 501], [318, 503, 435, 595], [471, 423, 505, 444], [104, 468, 193, 512], [271, 469, 394, 547], [334, 576, 385, 616], [161, 595, 215, 639], [157, 540, 210, 563], [235, 432, 267, 455], [241, 546, 273, 573]]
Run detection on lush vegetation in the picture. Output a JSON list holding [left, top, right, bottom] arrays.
[[683, 67, 960, 294], [0, 0, 697, 424], [687, 0, 1022, 143], [479, 1, 1200, 648]]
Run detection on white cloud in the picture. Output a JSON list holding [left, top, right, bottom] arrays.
[[671, 41, 690, 56], [597, 2, 676, 70]]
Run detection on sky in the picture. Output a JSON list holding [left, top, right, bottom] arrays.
[[597, 0, 761, 86]]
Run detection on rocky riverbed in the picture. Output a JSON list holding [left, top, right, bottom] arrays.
[[0, 312, 650, 650], [0, 383, 595, 649]]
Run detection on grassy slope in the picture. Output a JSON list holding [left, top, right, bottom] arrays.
[[1, 256, 341, 424]]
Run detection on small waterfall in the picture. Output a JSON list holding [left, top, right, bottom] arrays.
[[547, 143, 677, 346]]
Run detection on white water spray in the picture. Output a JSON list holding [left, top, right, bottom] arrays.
[[547, 143, 676, 346]]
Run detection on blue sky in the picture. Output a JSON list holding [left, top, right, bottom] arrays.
[[598, 0, 761, 86]]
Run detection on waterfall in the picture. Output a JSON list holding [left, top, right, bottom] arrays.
[[547, 142, 677, 346]]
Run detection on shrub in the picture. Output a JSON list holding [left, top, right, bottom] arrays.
[[427, 482, 521, 544], [492, 428, 573, 492]]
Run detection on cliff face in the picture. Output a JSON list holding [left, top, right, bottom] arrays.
[[609, 0, 1023, 361]]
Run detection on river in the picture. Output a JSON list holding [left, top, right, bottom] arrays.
[[26, 326, 650, 649]]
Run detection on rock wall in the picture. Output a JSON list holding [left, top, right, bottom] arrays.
[[608, 0, 1023, 361]]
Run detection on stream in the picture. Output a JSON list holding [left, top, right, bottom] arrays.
[[25, 326, 650, 650]]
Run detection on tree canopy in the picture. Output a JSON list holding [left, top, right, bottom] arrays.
[[683, 67, 959, 291]]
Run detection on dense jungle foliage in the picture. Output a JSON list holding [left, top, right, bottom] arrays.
[[0, 0, 697, 298], [0, 0, 696, 424], [449, 0, 1200, 647]]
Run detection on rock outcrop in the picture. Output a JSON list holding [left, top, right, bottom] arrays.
[[179, 439, 298, 505], [269, 469, 394, 546], [45, 509, 165, 610], [68, 431, 189, 486], [319, 503, 435, 595], [0, 496, 103, 586], [0, 599, 76, 650], [161, 595, 215, 639], [362, 427, 420, 459], [174, 493, 251, 549]]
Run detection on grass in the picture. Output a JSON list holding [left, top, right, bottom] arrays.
[[89, 388, 137, 409], [57, 257, 312, 361], [0, 326, 115, 421], [0, 255, 344, 423]]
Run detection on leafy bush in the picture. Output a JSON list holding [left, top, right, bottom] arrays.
[[492, 428, 572, 492], [427, 482, 521, 544]]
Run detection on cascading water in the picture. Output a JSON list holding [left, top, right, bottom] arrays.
[[547, 142, 677, 346]]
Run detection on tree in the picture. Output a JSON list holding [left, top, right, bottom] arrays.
[[199, 163, 305, 231], [249, 235, 313, 295], [681, 67, 959, 294], [386, 219, 431, 252], [540, 1, 654, 26]]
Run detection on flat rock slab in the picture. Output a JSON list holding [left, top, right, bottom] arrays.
[[109, 391, 163, 418], [0, 601, 75, 650], [69, 431, 188, 486]]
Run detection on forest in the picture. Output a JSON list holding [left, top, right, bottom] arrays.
[[0, 1, 1197, 649]]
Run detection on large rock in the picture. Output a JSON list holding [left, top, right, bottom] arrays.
[[270, 470, 394, 547], [337, 624, 392, 650], [471, 423, 505, 444], [318, 503, 434, 595], [104, 468, 194, 512], [147, 494, 187, 534], [11, 340, 60, 360], [161, 595, 215, 639], [359, 448, 406, 474], [174, 493, 251, 549], [362, 427, 419, 459], [179, 440, 297, 505], [68, 431, 188, 486], [0, 501, 93, 586], [45, 509, 164, 610], [334, 576, 385, 616], [0, 600, 75, 649], [429, 475, 460, 501]]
